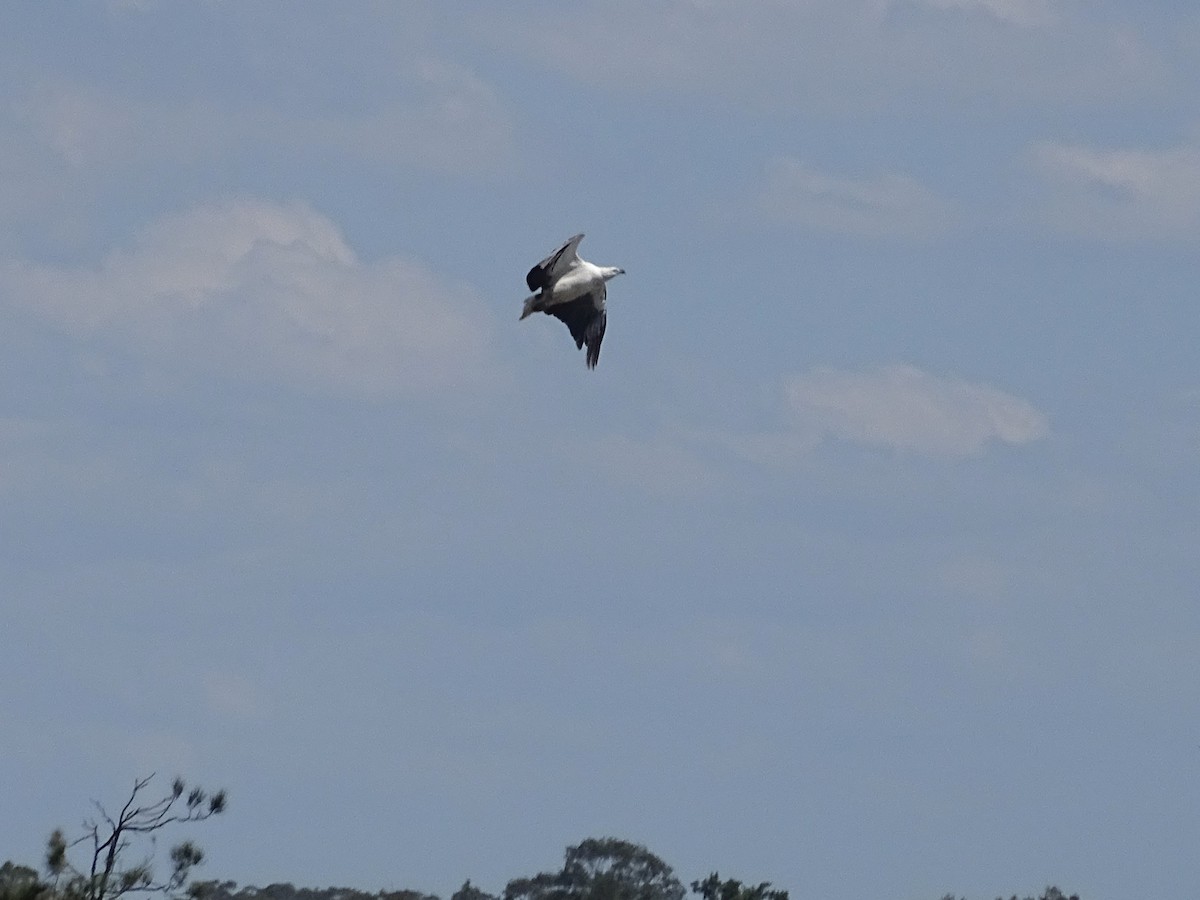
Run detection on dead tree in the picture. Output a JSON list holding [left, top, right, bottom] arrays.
[[45, 775, 227, 900]]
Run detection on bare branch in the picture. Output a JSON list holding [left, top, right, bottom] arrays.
[[45, 776, 227, 900]]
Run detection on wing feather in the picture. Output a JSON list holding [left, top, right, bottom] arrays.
[[525, 233, 585, 292], [544, 285, 606, 369]]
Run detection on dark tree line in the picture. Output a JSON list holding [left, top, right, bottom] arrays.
[[2, 777, 1081, 900], [187, 883, 438, 900]]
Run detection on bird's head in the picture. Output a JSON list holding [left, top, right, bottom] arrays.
[[602, 266, 626, 281]]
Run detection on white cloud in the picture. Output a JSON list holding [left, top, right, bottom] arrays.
[[1, 198, 496, 396], [783, 364, 1049, 456], [1031, 136, 1200, 240], [759, 157, 955, 239]]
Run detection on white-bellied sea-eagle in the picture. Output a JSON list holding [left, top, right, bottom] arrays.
[[520, 233, 625, 369]]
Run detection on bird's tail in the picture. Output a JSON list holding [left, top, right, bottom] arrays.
[[520, 294, 540, 320]]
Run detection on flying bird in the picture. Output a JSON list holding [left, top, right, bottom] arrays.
[[520, 233, 625, 369]]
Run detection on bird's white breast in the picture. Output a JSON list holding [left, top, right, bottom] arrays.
[[547, 261, 602, 304]]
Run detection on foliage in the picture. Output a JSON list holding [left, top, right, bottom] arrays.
[[44, 775, 226, 900], [689, 874, 786, 900], [503, 838, 685, 900], [1, 862, 52, 900], [939, 888, 1080, 900], [450, 882, 496, 900], [188, 883, 438, 900]]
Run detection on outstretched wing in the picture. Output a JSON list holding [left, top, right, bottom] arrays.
[[526, 233, 585, 292], [545, 285, 606, 369]]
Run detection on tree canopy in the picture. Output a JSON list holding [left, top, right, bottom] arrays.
[[689, 874, 786, 900], [0, 862, 52, 900], [503, 838, 685, 900]]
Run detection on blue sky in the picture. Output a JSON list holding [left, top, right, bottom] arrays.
[[1, 2, 1198, 899]]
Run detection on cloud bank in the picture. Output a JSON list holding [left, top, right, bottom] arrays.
[[784, 364, 1049, 456], [2, 198, 495, 396], [1031, 135, 1200, 240]]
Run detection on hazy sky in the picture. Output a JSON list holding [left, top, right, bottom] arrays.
[[2, 3, 1198, 900]]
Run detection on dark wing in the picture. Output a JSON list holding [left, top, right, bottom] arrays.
[[525, 233, 585, 292], [545, 285, 606, 369]]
